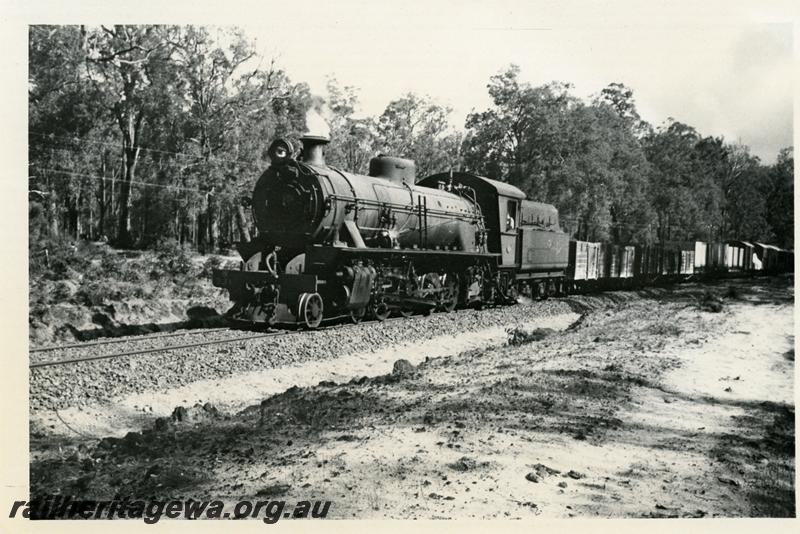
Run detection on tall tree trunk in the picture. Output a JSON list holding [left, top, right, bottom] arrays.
[[193, 210, 201, 252], [67, 191, 79, 241], [118, 158, 134, 247], [110, 165, 116, 240], [174, 199, 182, 244], [98, 158, 106, 239], [206, 189, 219, 253], [665, 213, 671, 241], [76, 188, 84, 240], [142, 186, 149, 245], [47, 179, 59, 239], [236, 202, 251, 243], [116, 110, 142, 248]]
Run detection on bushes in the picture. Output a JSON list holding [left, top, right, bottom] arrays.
[[201, 256, 223, 278], [30, 237, 92, 281], [51, 280, 80, 302], [99, 253, 125, 276], [77, 280, 126, 306], [155, 238, 193, 276], [28, 236, 235, 310]]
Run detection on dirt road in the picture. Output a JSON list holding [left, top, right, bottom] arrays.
[[30, 277, 795, 518]]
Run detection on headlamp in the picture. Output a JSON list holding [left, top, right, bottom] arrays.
[[268, 139, 294, 164]]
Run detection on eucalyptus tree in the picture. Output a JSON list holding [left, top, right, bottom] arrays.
[[322, 77, 378, 175], [83, 25, 178, 247], [167, 26, 312, 249], [376, 93, 461, 178], [463, 66, 655, 242]]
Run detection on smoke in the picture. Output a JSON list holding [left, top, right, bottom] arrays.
[[304, 108, 331, 140]]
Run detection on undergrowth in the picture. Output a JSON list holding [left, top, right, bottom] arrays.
[[29, 237, 237, 312]]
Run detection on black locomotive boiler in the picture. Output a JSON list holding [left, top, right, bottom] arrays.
[[212, 134, 570, 328]]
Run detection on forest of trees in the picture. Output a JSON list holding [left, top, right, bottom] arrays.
[[29, 25, 794, 257]]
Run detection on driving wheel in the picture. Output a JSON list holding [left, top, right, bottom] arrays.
[[439, 273, 459, 312]]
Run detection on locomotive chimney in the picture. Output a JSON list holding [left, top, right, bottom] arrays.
[[300, 134, 329, 166], [301, 108, 331, 166]]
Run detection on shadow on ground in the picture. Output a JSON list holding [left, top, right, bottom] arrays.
[[63, 306, 227, 342], [29, 277, 795, 517]]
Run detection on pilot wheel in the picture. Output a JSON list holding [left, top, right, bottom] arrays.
[[350, 307, 366, 324], [298, 292, 323, 329], [371, 298, 391, 321]]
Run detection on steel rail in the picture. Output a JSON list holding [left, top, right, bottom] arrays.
[[29, 316, 406, 370], [30, 327, 233, 353], [30, 331, 290, 369]]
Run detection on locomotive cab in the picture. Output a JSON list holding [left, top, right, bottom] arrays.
[[418, 172, 523, 267], [418, 172, 569, 276]]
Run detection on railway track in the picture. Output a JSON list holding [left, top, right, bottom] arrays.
[[30, 327, 233, 353], [29, 316, 406, 370], [31, 277, 747, 370], [26, 297, 587, 412], [27, 281, 714, 370]]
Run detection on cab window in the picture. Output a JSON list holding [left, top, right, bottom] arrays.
[[505, 200, 517, 231]]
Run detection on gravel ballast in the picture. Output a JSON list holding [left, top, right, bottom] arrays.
[[30, 300, 581, 412]]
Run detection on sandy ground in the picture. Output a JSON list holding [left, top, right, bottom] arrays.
[[29, 278, 795, 518]]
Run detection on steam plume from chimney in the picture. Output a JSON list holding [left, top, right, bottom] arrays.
[[304, 108, 331, 140]]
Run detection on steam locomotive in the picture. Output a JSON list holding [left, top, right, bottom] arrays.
[[212, 134, 793, 329], [212, 134, 569, 328]]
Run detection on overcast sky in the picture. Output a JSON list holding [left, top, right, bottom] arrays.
[[239, 1, 793, 163]]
